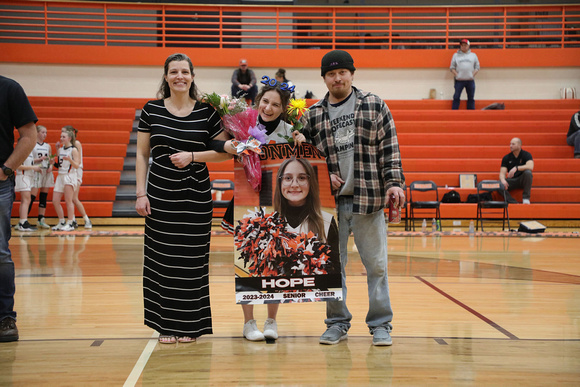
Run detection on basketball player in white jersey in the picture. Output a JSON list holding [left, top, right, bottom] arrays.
[[15, 150, 40, 231], [51, 127, 80, 232], [65, 126, 91, 229], [29, 125, 54, 229]]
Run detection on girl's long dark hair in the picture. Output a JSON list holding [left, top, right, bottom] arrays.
[[273, 157, 326, 242]]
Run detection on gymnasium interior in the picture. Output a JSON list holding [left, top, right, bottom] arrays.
[[1, 1, 579, 385]]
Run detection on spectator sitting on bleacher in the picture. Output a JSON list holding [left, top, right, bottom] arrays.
[[499, 137, 534, 204], [231, 59, 258, 105], [567, 110, 580, 159]]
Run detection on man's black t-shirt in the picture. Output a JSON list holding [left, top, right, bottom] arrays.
[[0, 76, 38, 164], [501, 149, 533, 179]]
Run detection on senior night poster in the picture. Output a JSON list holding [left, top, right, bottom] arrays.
[[233, 143, 342, 305]]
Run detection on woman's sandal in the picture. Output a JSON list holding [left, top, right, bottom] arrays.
[[158, 335, 177, 344], [177, 336, 196, 343]]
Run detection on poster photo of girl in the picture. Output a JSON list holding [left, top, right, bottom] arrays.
[[234, 151, 342, 306]]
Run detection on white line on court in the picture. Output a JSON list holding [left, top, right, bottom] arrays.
[[124, 332, 159, 387]]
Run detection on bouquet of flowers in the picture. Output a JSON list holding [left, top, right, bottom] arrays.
[[235, 207, 335, 277], [202, 92, 247, 116], [279, 98, 309, 143], [202, 92, 267, 192], [221, 109, 267, 192]]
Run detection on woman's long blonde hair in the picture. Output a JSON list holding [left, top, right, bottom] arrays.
[[61, 125, 76, 147]]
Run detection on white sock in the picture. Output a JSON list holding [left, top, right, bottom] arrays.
[[19, 218, 27, 224], [59, 219, 65, 225], [83, 215, 90, 222]]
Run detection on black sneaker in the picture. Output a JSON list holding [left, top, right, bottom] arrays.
[[15, 220, 36, 232], [0, 317, 19, 342]]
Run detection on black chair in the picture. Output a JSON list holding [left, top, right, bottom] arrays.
[[409, 181, 441, 231], [211, 179, 234, 209], [476, 180, 510, 231]]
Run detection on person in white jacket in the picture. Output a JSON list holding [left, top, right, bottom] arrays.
[[450, 39, 480, 110]]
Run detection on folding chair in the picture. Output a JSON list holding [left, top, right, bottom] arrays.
[[409, 181, 441, 231], [476, 180, 510, 231]]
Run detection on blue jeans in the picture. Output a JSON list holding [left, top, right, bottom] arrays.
[[325, 196, 393, 332], [567, 131, 580, 156], [231, 84, 258, 105], [452, 79, 476, 110], [0, 177, 16, 321]]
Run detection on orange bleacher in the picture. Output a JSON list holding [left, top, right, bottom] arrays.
[[389, 100, 580, 222], [12, 98, 137, 218], [213, 99, 580, 222], [13, 97, 236, 219], [11, 97, 580, 223], [304, 98, 579, 222]]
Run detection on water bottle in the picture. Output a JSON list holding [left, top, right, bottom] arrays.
[[422, 219, 427, 232], [469, 219, 475, 234], [432, 218, 437, 232]]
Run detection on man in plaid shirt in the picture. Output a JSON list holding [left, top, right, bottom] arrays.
[[300, 49, 405, 346]]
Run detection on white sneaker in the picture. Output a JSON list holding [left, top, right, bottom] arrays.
[[522, 199, 531, 204], [60, 223, 75, 232], [37, 220, 51, 229], [52, 222, 66, 231], [243, 319, 265, 341], [15, 221, 35, 232], [263, 318, 278, 340], [84, 219, 92, 229]]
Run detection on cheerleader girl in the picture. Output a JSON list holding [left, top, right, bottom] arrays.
[[215, 83, 305, 342], [51, 126, 80, 232]]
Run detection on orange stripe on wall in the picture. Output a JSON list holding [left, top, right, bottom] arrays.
[[1, 44, 579, 68]]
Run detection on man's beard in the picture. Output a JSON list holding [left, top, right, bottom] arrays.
[[330, 84, 350, 100]]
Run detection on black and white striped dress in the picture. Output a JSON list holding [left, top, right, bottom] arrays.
[[138, 99, 222, 338]]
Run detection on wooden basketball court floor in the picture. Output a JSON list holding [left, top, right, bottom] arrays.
[[1, 226, 579, 386]]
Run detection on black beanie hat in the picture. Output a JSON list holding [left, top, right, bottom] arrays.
[[321, 50, 356, 76]]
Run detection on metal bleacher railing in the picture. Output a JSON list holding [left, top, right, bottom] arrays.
[[1, 1, 579, 50]]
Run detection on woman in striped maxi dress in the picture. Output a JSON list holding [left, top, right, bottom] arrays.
[[135, 53, 232, 344]]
